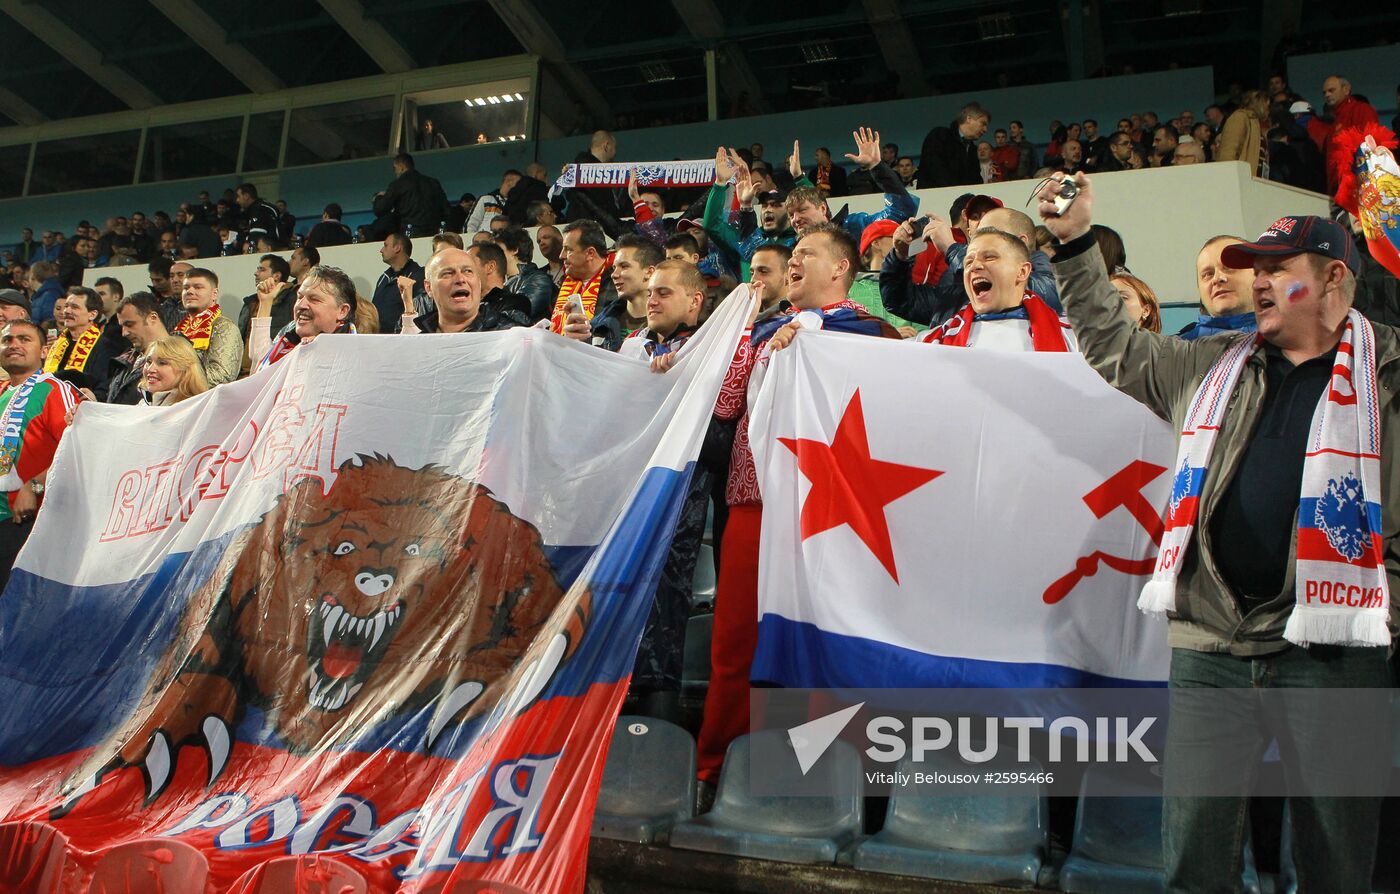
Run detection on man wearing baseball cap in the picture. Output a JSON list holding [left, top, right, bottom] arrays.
[[0, 290, 30, 323], [1041, 171, 1396, 892]]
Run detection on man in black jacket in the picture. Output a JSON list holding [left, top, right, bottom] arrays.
[[234, 183, 286, 251], [107, 292, 168, 405], [503, 164, 551, 226], [916, 102, 990, 189], [403, 248, 531, 334], [368, 154, 446, 239]]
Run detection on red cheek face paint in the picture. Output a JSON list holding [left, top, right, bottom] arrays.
[[1286, 282, 1310, 302]]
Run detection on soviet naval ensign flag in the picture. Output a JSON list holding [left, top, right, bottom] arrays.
[[748, 330, 1177, 689], [0, 294, 748, 892]]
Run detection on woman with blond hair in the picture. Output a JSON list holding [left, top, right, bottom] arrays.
[[142, 335, 210, 406], [1215, 89, 1271, 177], [1110, 272, 1162, 333]]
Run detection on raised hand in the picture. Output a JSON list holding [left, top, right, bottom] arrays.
[[891, 218, 918, 260], [844, 126, 882, 170], [627, 167, 641, 203], [788, 139, 803, 179], [921, 215, 956, 253], [731, 150, 756, 204], [714, 147, 736, 185], [1035, 172, 1093, 243]]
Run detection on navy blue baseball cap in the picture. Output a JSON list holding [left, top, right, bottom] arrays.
[[1220, 215, 1359, 275]]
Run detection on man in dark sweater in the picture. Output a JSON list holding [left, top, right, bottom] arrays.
[[916, 102, 991, 188]]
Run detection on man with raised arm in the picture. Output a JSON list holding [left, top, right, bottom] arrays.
[[1039, 171, 1397, 894]]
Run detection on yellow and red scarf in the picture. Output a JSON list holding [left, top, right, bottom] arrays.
[[43, 324, 102, 374], [176, 304, 222, 351], [549, 254, 614, 334]]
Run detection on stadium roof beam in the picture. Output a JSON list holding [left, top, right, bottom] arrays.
[[0, 0, 161, 109], [484, 0, 612, 129], [861, 0, 927, 96], [148, 0, 285, 93], [671, 0, 773, 115], [317, 0, 415, 74], [0, 87, 46, 125]]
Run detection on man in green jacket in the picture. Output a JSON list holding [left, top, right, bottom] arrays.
[[1040, 172, 1398, 894]]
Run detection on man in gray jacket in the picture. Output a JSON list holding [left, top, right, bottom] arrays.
[[1039, 172, 1397, 894]]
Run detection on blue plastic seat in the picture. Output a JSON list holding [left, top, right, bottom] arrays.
[[681, 613, 712, 699], [591, 715, 696, 843], [852, 752, 1047, 886], [1058, 764, 1166, 894], [670, 730, 863, 864]]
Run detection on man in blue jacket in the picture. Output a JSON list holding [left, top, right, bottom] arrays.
[[1176, 235, 1257, 340]]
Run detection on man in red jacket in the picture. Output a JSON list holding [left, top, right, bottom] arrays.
[[1307, 75, 1380, 190]]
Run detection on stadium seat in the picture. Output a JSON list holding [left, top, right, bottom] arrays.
[[1058, 764, 1166, 894], [690, 543, 716, 611], [852, 752, 1048, 886], [0, 820, 72, 894], [227, 854, 368, 893], [88, 838, 209, 893], [591, 715, 696, 843], [681, 613, 712, 698], [669, 730, 862, 864]]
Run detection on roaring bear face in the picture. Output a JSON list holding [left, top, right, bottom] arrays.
[[230, 456, 575, 751]]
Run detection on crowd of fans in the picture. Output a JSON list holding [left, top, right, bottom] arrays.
[[0, 67, 1396, 887]]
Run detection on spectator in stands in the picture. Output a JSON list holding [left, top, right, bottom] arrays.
[[537, 224, 565, 285], [495, 226, 556, 323], [747, 244, 790, 317], [550, 220, 618, 337], [1191, 122, 1216, 158], [582, 232, 662, 350], [1177, 235, 1257, 340], [527, 201, 557, 227], [289, 245, 318, 283], [403, 248, 530, 335], [1081, 119, 1109, 170], [989, 130, 1020, 181], [0, 290, 29, 324], [177, 212, 221, 260], [240, 254, 297, 373], [175, 269, 242, 386], [1043, 174, 1393, 894], [1111, 272, 1162, 332], [445, 193, 476, 233], [918, 227, 1075, 350], [14, 229, 37, 265], [880, 142, 898, 167], [895, 156, 917, 186], [466, 242, 532, 325], [304, 204, 352, 248], [850, 220, 915, 330], [1310, 75, 1380, 190], [1173, 139, 1206, 166], [141, 336, 209, 406], [975, 141, 1000, 182], [699, 223, 899, 789], [883, 206, 1058, 328], [27, 262, 61, 325], [36, 231, 59, 263], [807, 146, 848, 198], [918, 102, 990, 188], [1204, 104, 1225, 130], [1095, 131, 1136, 172], [0, 320, 78, 590], [46, 288, 114, 399], [786, 131, 918, 247], [1059, 139, 1085, 174], [489, 214, 510, 234], [5, 263, 26, 296], [234, 183, 285, 250], [58, 236, 101, 289], [92, 276, 126, 357], [165, 262, 192, 328], [107, 292, 167, 405], [503, 167, 550, 226], [1150, 124, 1179, 167], [665, 233, 701, 266], [467, 171, 516, 235], [254, 266, 359, 370], [370, 233, 423, 334], [369, 153, 447, 238], [415, 118, 448, 151], [1215, 90, 1270, 176]]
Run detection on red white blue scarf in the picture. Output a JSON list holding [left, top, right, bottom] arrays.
[[1140, 309, 1388, 647], [257, 320, 356, 372]]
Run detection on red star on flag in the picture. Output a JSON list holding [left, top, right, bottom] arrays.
[[778, 390, 943, 583]]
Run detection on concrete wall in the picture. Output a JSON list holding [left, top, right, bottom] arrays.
[[85, 162, 1328, 314]]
